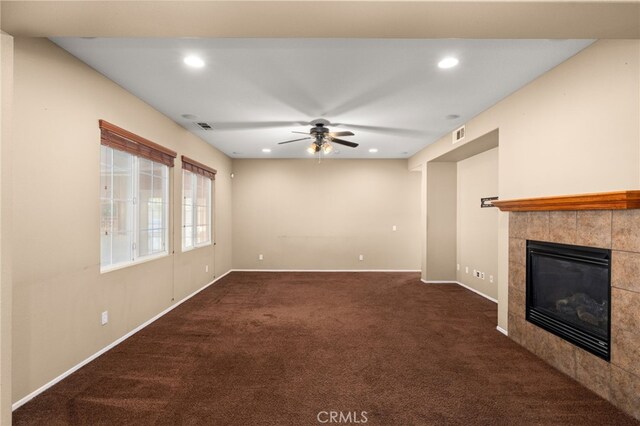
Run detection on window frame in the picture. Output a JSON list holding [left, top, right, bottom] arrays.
[[181, 169, 213, 251], [99, 120, 176, 273], [100, 147, 171, 273]]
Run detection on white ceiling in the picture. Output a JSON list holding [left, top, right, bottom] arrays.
[[52, 38, 594, 159]]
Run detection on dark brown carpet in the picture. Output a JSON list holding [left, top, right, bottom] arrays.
[[14, 272, 638, 425]]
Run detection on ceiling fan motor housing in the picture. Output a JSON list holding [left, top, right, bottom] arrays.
[[311, 123, 329, 135]]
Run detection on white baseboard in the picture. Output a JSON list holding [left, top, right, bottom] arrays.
[[420, 279, 455, 284], [231, 269, 421, 273], [421, 279, 498, 304], [11, 270, 233, 411], [455, 281, 498, 304], [496, 326, 508, 336]]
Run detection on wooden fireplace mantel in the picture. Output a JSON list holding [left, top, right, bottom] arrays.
[[492, 190, 640, 212]]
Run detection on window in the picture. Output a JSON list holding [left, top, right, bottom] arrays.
[[99, 120, 176, 271], [181, 156, 216, 251]]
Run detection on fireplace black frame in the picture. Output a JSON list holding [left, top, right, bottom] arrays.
[[526, 240, 611, 361]]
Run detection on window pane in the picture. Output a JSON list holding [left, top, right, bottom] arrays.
[[152, 177, 163, 200], [182, 170, 194, 250], [101, 147, 136, 269], [138, 176, 152, 233], [112, 150, 133, 201], [100, 200, 113, 235], [139, 157, 153, 175], [184, 226, 193, 249], [100, 146, 113, 200], [152, 229, 165, 253], [196, 205, 208, 227], [207, 178, 213, 244], [183, 170, 193, 203], [196, 225, 208, 244], [138, 229, 165, 257], [184, 204, 193, 227], [153, 163, 166, 179], [139, 158, 167, 258], [139, 170, 153, 207], [112, 231, 134, 264], [196, 175, 207, 206], [112, 200, 134, 233]]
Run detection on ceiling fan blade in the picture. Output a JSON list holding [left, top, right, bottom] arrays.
[[332, 123, 423, 137], [328, 131, 354, 137], [205, 121, 309, 131], [278, 137, 312, 145], [329, 138, 359, 148], [291, 131, 310, 135]]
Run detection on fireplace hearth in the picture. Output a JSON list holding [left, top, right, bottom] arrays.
[[526, 240, 611, 360]]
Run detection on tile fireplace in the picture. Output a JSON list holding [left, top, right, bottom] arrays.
[[494, 191, 640, 420]]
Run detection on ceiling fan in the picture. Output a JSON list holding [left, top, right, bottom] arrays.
[[278, 119, 358, 154]]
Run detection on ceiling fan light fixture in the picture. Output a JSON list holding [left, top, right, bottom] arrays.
[[322, 142, 333, 154], [307, 143, 319, 154]]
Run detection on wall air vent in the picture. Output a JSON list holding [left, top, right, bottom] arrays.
[[452, 125, 465, 144], [196, 122, 214, 131]]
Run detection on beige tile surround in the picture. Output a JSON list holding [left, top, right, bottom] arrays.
[[508, 210, 640, 420]]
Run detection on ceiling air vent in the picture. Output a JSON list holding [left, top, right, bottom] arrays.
[[196, 122, 214, 131], [452, 125, 465, 144]]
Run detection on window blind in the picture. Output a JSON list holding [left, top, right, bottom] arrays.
[[99, 120, 177, 167], [181, 155, 217, 180]]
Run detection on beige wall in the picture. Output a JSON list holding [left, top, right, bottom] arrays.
[[456, 148, 499, 299], [1, 30, 14, 425], [425, 162, 457, 281], [410, 40, 640, 331], [232, 159, 420, 270], [11, 38, 232, 403]]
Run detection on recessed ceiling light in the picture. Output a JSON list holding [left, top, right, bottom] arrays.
[[438, 57, 459, 69], [181, 113, 199, 120], [184, 55, 205, 68], [369, 148, 379, 153], [262, 148, 272, 153], [445, 114, 460, 120]]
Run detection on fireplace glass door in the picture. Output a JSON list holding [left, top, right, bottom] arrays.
[[526, 240, 611, 360]]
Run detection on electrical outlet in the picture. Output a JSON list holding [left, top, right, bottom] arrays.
[[474, 270, 481, 278], [392, 225, 397, 231], [205, 265, 209, 273], [359, 254, 364, 261], [101, 311, 108, 326], [258, 254, 263, 261], [457, 263, 460, 271], [481, 272, 485, 280], [489, 275, 494, 283], [465, 266, 469, 274]]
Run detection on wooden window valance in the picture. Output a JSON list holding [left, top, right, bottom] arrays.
[[181, 156, 217, 180], [99, 120, 177, 167]]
